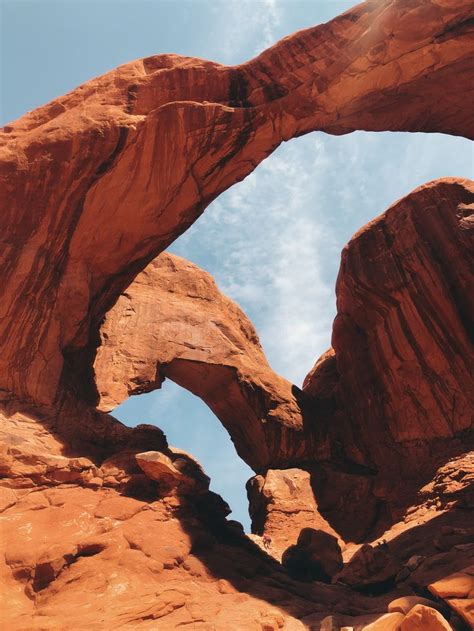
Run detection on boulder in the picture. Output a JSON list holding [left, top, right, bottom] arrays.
[[336, 544, 401, 592], [388, 595, 443, 615], [247, 468, 340, 559], [135, 450, 210, 496], [400, 604, 453, 631], [429, 566, 474, 629]]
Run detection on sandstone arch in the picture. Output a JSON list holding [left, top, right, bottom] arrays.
[[1, 1, 474, 627], [94, 252, 308, 471], [0, 0, 473, 407], [92, 179, 473, 531]]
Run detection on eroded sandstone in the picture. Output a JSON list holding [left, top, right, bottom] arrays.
[[96, 177, 474, 541], [303, 177, 474, 536], [1, 0, 473, 628], [94, 253, 306, 471], [1, 0, 473, 408]]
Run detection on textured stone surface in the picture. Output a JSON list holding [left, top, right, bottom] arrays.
[[282, 528, 343, 583], [429, 566, 474, 628], [304, 611, 405, 631], [1, 0, 474, 628], [97, 179, 474, 535], [303, 178, 474, 534], [388, 595, 443, 615], [95, 253, 306, 471], [3, 401, 470, 629], [400, 604, 453, 631], [135, 449, 210, 496], [1, 0, 473, 408], [246, 468, 339, 559], [335, 543, 401, 591], [362, 613, 406, 631], [0, 407, 397, 630]]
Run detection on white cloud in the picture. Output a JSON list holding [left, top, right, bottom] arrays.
[[173, 135, 338, 384], [171, 130, 473, 388], [210, 0, 282, 63]]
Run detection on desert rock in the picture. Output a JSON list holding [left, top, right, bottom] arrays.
[[95, 253, 306, 471], [429, 566, 474, 628], [246, 468, 339, 559], [1, 0, 473, 408], [1, 0, 473, 628], [400, 604, 453, 631]]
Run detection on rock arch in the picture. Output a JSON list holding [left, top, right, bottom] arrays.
[[1, 1, 474, 627], [0, 0, 472, 407]]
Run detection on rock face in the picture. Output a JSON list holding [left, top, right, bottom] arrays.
[[281, 528, 343, 583], [1, 0, 473, 408], [303, 177, 474, 533], [94, 253, 306, 471], [2, 402, 473, 629], [0, 407, 321, 630], [1, 0, 474, 629], [246, 468, 339, 560], [336, 543, 401, 591], [97, 178, 474, 539]]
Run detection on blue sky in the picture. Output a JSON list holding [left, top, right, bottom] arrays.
[[2, 1, 473, 530]]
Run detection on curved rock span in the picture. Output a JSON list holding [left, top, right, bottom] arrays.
[[0, 0, 473, 406], [1, 0, 474, 629], [94, 252, 307, 471], [95, 178, 473, 533]]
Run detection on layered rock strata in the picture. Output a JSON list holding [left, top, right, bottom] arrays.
[[303, 177, 474, 530], [96, 178, 473, 539]]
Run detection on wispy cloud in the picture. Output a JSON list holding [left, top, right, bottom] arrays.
[[172, 131, 473, 385], [210, 0, 282, 63], [174, 135, 335, 384]]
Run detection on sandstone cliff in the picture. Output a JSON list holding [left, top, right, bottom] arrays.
[[1, 0, 473, 629]]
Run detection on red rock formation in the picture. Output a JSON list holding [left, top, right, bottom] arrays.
[[303, 177, 474, 532], [95, 179, 473, 539], [94, 253, 306, 470], [246, 468, 339, 559], [0, 0, 473, 407], [2, 400, 473, 629], [1, 0, 473, 628], [0, 404, 402, 630]]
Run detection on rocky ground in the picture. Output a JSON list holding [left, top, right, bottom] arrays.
[[0, 403, 472, 629]]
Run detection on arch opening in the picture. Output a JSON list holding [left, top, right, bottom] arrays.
[[98, 129, 472, 539], [113, 380, 254, 531]]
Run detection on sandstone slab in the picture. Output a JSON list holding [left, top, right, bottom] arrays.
[[400, 604, 453, 631]]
